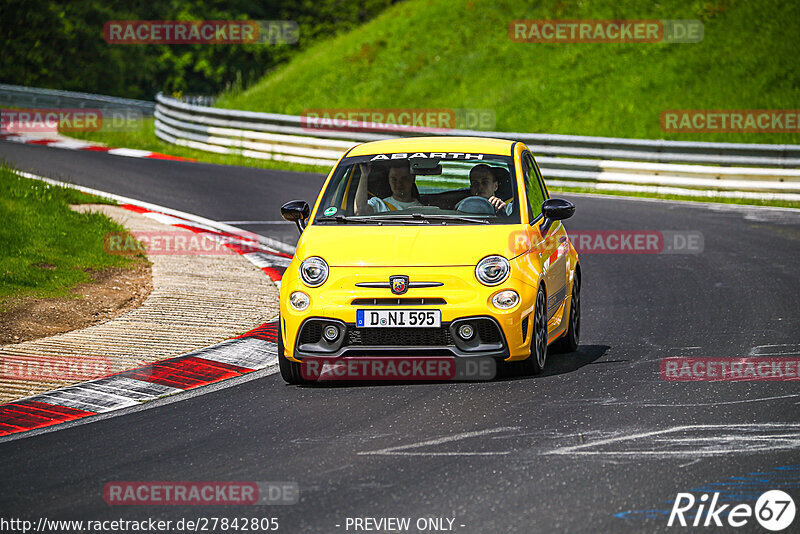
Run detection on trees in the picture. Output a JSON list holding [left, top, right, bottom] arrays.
[[0, 0, 394, 100]]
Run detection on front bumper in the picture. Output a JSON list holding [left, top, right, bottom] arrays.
[[281, 265, 540, 363], [292, 316, 508, 359]]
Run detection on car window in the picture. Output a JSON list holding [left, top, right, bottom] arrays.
[[523, 152, 546, 222], [312, 154, 520, 225], [531, 156, 550, 200]]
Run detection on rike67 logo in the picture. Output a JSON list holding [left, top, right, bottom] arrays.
[[669, 490, 795, 530]]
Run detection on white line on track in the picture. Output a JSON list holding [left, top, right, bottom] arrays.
[[749, 343, 800, 356], [358, 427, 520, 456], [543, 423, 800, 457], [602, 393, 800, 407], [220, 220, 294, 225], [550, 180, 800, 201], [552, 189, 800, 213]]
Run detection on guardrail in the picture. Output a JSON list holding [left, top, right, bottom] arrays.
[[0, 83, 155, 115], [154, 93, 800, 199]]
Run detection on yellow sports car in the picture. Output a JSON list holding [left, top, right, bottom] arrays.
[[278, 136, 580, 383]]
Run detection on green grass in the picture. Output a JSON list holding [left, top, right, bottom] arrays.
[[0, 164, 143, 309], [68, 119, 331, 174], [217, 0, 800, 145]]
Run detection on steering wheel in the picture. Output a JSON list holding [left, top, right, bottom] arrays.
[[456, 196, 496, 215]]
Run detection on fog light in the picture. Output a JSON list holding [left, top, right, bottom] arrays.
[[323, 324, 339, 341], [492, 290, 519, 310], [289, 291, 310, 311], [458, 324, 475, 340]]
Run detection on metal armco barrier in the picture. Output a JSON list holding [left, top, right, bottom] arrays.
[[0, 84, 155, 115], [153, 93, 800, 197], [3, 86, 794, 197]]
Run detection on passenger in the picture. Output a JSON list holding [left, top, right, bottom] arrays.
[[456, 163, 512, 214], [354, 160, 422, 214], [490, 167, 512, 200]]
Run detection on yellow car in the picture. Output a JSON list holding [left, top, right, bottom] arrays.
[[278, 136, 580, 383]]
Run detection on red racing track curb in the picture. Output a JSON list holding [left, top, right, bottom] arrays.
[[0, 132, 195, 161], [0, 204, 290, 438]]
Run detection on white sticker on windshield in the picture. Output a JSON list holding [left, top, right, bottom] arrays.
[[369, 152, 485, 161]]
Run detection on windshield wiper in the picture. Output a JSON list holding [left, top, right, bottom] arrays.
[[315, 215, 373, 224], [396, 213, 491, 225], [358, 214, 428, 224], [317, 214, 488, 225], [316, 215, 424, 225]]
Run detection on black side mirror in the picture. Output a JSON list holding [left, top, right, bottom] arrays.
[[281, 200, 310, 234], [540, 198, 575, 234]]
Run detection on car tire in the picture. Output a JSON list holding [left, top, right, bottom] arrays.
[[521, 285, 548, 375], [552, 273, 580, 354], [277, 316, 306, 384]]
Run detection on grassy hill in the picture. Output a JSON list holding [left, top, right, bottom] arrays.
[[0, 165, 140, 309], [217, 0, 800, 144]]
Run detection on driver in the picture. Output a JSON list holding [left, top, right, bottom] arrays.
[[354, 160, 422, 214], [456, 164, 512, 214]]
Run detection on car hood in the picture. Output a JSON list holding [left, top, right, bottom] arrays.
[[295, 224, 525, 267]]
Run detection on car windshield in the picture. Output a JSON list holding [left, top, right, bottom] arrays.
[[313, 154, 520, 225]]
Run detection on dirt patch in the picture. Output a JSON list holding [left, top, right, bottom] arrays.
[[0, 261, 152, 345]]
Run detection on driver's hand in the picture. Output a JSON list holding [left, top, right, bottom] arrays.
[[358, 162, 372, 177], [488, 196, 507, 211]]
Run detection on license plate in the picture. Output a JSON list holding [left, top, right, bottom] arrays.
[[357, 309, 441, 328]]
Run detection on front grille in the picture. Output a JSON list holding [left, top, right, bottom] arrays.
[[351, 298, 447, 306], [347, 327, 454, 346]]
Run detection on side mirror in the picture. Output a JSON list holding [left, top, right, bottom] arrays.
[[540, 198, 575, 234], [281, 200, 310, 234]]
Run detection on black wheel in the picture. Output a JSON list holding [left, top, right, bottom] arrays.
[[552, 273, 580, 354], [522, 285, 548, 375], [277, 316, 306, 384]]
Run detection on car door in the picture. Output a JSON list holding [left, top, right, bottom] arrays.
[[522, 151, 568, 322]]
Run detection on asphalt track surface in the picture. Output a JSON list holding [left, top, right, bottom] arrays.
[[1, 140, 799, 533]]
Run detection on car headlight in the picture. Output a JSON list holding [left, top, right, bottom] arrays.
[[475, 255, 510, 286], [299, 257, 329, 287], [492, 290, 519, 310], [289, 291, 310, 311]]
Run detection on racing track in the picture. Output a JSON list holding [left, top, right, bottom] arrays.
[[1, 140, 799, 533]]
